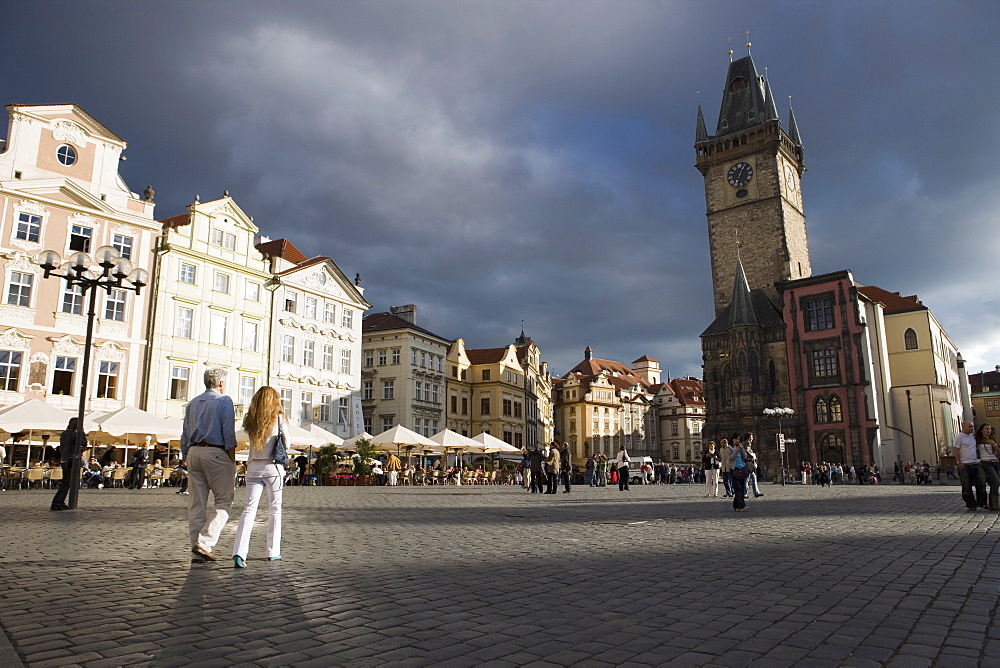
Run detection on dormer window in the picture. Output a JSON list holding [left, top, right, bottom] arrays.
[[56, 144, 77, 166], [728, 77, 749, 92], [721, 119, 729, 131], [747, 110, 755, 120]]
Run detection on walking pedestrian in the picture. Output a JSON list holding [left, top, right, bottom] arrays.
[[744, 433, 763, 498], [560, 442, 572, 493], [385, 453, 403, 486], [597, 454, 608, 487], [729, 434, 749, 511], [545, 442, 560, 494], [528, 444, 545, 493], [615, 445, 630, 491], [232, 386, 288, 567], [720, 439, 734, 497], [181, 367, 238, 562], [50, 418, 84, 510], [586, 453, 596, 487]]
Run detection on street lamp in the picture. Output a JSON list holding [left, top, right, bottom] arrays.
[[763, 406, 794, 486], [36, 246, 148, 510]]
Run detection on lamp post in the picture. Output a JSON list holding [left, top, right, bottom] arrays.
[[36, 246, 148, 510], [763, 407, 794, 486]]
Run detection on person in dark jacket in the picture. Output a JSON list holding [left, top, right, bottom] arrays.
[[528, 445, 545, 493], [560, 442, 572, 493], [51, 418, 85, 510]]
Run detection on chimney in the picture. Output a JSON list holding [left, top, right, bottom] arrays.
[[390, 304, 417, 324], [584, 346, 593, 361]]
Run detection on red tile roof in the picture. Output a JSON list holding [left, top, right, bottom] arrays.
[[667, 378, 706, 406], [566, 357, 635, 378], [466, 347, 509, 365], [633, 355, 659, 364], [256, 238, 308, 264], [857, 285, 925, 313], [160, 213, 191, 230], [362, 313, 447, 340]]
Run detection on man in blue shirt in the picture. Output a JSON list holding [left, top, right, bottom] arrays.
[[181, 368, 237, 562]]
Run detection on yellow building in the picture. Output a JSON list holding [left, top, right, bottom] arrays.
[[653, 378, 706, 463], [858, 286, 964, 464], [446, 338, 527, 447], [552, 348, 659, 463]]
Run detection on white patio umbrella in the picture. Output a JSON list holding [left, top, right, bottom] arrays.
[[472, 431, 522, 454], [87, 405, 180, 466], [430, 429, 481, 482], [307, 423, 344, 445], [0, 399, 85, 466], [342, 432, 373, 448], [236, 423, 323, 448], [369, 425, 438, 454]]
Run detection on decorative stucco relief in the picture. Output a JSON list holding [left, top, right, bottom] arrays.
[[52, 120, 89, 148]]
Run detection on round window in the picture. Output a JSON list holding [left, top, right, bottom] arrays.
[[317, 274, 326, 285], [56, 144, 77, 166]]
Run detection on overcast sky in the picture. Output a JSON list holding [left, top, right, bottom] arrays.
[[5, 0, 998, 379]]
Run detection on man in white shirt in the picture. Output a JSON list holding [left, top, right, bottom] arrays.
[[953, 421, 985, 511]]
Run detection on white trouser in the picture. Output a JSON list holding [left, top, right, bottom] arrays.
[[187, 446, 236, 552], [705, 468, 720, 496], [233, 461, 284, 559], [388, 470, 398, 486]]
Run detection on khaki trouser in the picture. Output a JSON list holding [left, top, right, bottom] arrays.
[[187, 446, 236, 552]]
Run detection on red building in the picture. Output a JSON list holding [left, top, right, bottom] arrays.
[[777, 270, 881, 466]]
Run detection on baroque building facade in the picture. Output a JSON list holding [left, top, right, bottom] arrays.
[[146, 196, 271, 419], [0, 104, 158, 415], [361, 305, 449, 437], [260, 237, 370, 436], [653, 377, 706, 463]]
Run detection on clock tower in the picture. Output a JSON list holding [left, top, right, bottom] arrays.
[[695, 53, 811, 316]]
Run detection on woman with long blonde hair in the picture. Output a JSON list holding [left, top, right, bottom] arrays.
[[232, 386, 289, 568]]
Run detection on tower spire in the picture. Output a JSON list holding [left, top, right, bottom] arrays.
[[696, 98, 709, 142], [787, 96, 803, 146]]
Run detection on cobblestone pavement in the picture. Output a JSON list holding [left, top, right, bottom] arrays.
[[1, 481, 998, 667]]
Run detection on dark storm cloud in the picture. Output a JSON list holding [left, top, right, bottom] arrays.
[[5, 0, 999, 376]]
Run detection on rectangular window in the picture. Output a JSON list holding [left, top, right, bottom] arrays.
[[211, 229, 236, 250], [482, 370, 491, 381], [378, 350, 387, 365], [112, 234, 133, 260], [280, 389, 292, 416], [391, 349, 400, 364], [245, 281, 260, 301], [363, 381, 373, 400], [514, 401, 522, 418], [503, 398, 512, 416], [104, 290, 126, 321], [365, 351, 374, 367], [15, 213, 41, 243], [415, 381, 423, 400], [804, 295, 835, 332], [61, 283, 83, 315], [300, 392, 313, 421], [213, 272, 231, 294], [420, 352, 426, 368], [303, 340, 315, 367], [322, 344, 334, 371], [340, 349, 351, 374], [503, 430, 513, 444], [175, 306, 193, 338], [240, 376, 256, 407], [411, 350, 417, 365], [52, 356, 76, 395], [0, 350, 22, 391], [323, 302, 336, 323], [7, 271, 33, 307], [282, 335, 295, 363], [481, 397, 490, 415], [179, 263, 196, 285], [339, 397, 349, 425], [170, 366, 189, 400], [69, 225, 92, 252], [364, 416, 373, 434], [432, 385, 439, 403], [96, 361, 119, 399], [462, 397, 468, 415], [383, 380, 394, 400], [242, 320, 258, 351], [414, 418, 422, 435], [381, 416, 394, 432], [319, 394, 333, 422], [450, 395, 457, 413], [209, 313, 227, 346], [304, 297, 317, 319], [284, 292, 297, 313], [811, 348, 838, 378], [341, 308, 353, 328]]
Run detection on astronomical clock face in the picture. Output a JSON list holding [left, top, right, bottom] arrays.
[[727, 162, 753, 188], [784, 164, 796, 192]]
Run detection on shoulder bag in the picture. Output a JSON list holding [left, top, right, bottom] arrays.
[[272, 418, 289, 467]]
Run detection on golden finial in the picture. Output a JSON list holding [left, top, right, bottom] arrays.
[[746, 30, 751, 52], [735, 226, 741, 249], [728, 37, 733, 61]]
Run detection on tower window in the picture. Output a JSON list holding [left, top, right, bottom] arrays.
[[747, 110, 755, 120], [728, 77, 749, 92], [904, 328, 918, 350], [56, 145, 77, 166]]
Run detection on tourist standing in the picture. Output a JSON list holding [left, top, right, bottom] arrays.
[[953, 420, 986, 511], [615, 445, 630, 492], [585, 453, 596, 487], [976, 423, 999, 511], [385, 453, 403, 486], [560, 442, 572, 493], [232, 386, 288, 568], [744, 433, 763, 498], [720, 439, 734, 497], [528, 444, 545, 493], [545, 442, 560, 494], [597, 454, 608, 487], [729, 434, 749, 511], [181, 367, 237, 562], [702, 441, 720, 497]]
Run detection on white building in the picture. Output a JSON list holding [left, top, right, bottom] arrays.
[[259, 238, 370, 437], [145, 195, 270, 419], [0, 104, 158, 422]]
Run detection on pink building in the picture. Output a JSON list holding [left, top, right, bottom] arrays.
[[777, 270, 882, 466]]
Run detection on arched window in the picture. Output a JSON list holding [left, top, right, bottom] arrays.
[[768, 359, 778, 397], [722, 366, 733, 407], [819, 433, 845, 464], [815, 397, 829, 423], [750, 351, 760, 394], [829, 395, 842, 422], [735, 352, 747, 394], [904, 328, 918, 350]]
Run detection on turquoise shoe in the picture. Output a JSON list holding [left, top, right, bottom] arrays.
[[233, 556, 247, 568], [267, 556, 282, 561]]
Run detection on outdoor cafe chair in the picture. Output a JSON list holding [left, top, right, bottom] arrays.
[[25, 468, 45, 489], [46, 466, 63, 489], [110, 467, 130, 488]]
